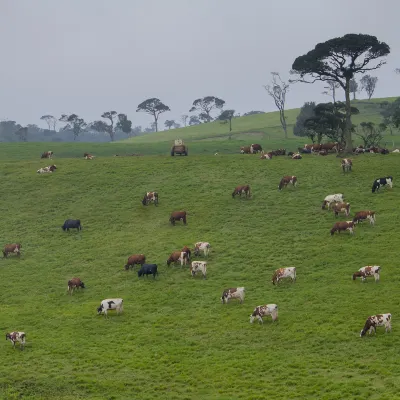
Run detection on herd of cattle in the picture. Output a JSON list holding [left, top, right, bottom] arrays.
[[3, 147, 397, 350]]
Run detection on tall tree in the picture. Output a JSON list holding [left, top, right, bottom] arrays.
[[116, 113, 132, 137], [164, 120, 175, 130], [293, 102, 316, 137], [322, 80, 340, 103], [290, 33, 390, 153], [349, 79, 358, 100], [132, 125, 142, 136], [40, 115, 57, 131], [189, 96, 225, 123], [263, 72, 290, 138], [59, 114, 87, 140], [90, 111, 118, 141], [136, 98, 170, 132], [218, 109, 235, 132], [355, 122, 384, 147], [181, 114, 189, 127], [360, 75, 378, 100], [380, 98, 400, 134], [15, 127, 28, 142]]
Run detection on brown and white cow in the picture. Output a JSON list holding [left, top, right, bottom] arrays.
[[353, 266, 380, 282], [181, 246, 191, 261], [190, 261, 207, 279], [142, 192, 159, 206], [304, 144, 314, 151], [37, 165, 57, 174], [167, 251, 188, 267], [352, 211, 376, 225], [84, 153, 95, 160], [3, 243, 21, 258], [221, 287, 245, 304], [194, 242, 211, 257], [341, 158, 352, 173], [240, 146, 251, 154], [322, 194, 344, 210], [250, 304, 278, 324], [67, 277, 86, 294], [332, 202, 351, 217], [330, 221, 355, 235], [6, 332, 26, 350], [124, 254, 146, 270], [360, 313, 391, 337], [260, 152, 273, 160], [291, 153, 302, 159], [250, 144, 262, 154], [272, 267, 296, 285], [41, 151, 53, 159], [232, 185, 251, 198], [278, 176, 297, 191], [169, 211, 187, 225]]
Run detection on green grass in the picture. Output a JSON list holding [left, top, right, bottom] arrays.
[[1, 145, 400, 399]]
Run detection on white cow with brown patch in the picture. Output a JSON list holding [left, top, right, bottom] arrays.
[[6, 332, 26, 350], [194, 242, 211, 257], [250, 304, 278, 324], [360, 313, 391, 337], [190, 261, 207, 279], [353, 266, 380, 282], [221, 287, 245, 304], [322, 194, 344, 210], [272, 267, 296, 285]]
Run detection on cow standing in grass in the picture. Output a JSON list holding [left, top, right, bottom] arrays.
[[352, 211, 376, 225], [67, 278, 86, 294], [6, 332, 26, 350], [322, 194, 344, 210], [278, 176, 297, 191], [190, 261, 207, 279], [360, 313, 391, 337], [194, 242, 211, 257], [232, 185, 251, 198], [167, 251, 188, 267], [169, 211, 187, 225], [97, 298, 123, 318], [372, 177, 393, 193], [221, 287, 245, 304], [3, 243, 21, 258], [142, 192, 159, 206], [332, 202, 351, 217], [352, 266, 380, 282], [41, 151, 53, 159], [272, 267, 296, 285], [250, 304, 278, 324], [124, 254, 146, 270], [341, 158, 352, 173], [330, 221, 355, 235]]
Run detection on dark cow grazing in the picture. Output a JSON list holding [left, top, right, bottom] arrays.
[[332, 202, 351, 217], [372, 176, 393, 193], [250, 304, 278, 324], [232, 185, 251, 198], [250, 144, 262, 153], [138, 264, 158, 279], [181, 246, 191, 261], [341, 158, 352, 172], [6, 332, 26, 350], [169, 211, 187, 225], [330, 221, 355, 235], [167, 251, 188, 266], [240, 146, 251, 154], [3, 243, 21, 258], [67, 277, 86, 294], [352, 210, 376, 225], [124, 254, 146, 270], [221, 287, 245, 304], [360, 313, 391, 337], [84, 153, 95, 160], [278, 176, 297, 190], [41, 151, 53, 159], [352, 266, 380, 282], [142, 191, 159, 206], [61, 219, 82, 232]]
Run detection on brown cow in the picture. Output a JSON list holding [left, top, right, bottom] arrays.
[[330, 221, 355, 235], [341, 158, 352, 172], [352, 211, 376, 225], [124, 254, 146, 270], [232, 185, 251, 198], [320, 142, 339, 152], [41, 151, 53, 159], [332, 202, 351, 217], [181, 246, 191, 261], [167, 251, 188, 266], [142, 192, 159, 206], [3, 243, 21, 258], [240, 146, 251, 154], [250, 144, 262, 154], [67, 277, 86, 295], [84, 153, 95, 160], [278, 176, 297, 190], [169, 211, 187, 225]]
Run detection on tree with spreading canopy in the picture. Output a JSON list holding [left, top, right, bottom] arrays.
[[116, 113, 132, 137], [189, 96, 225, 123], [164, 120, 176, 130], [355, 122, 385, 147], [189, 115, 201, 126], [90, 111, 118, 141], [59, 114, 87, 140], [293, 102, 316, 137], [181, 114, 189, 127], [359, 75, 378, 100], [290, 33, 390, 153], [15, 127, 28, 142], [40, 115, 57, 131], [349, 79, 358, 100], [380, 98, 400, 134], [136, 98, 170, 132], [218, 109, 235, 132]]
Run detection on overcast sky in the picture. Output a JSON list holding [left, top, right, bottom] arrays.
[[1, 0, 399, 131]]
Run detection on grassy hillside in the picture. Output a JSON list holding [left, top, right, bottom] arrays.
[[1, 147, 400, 399]]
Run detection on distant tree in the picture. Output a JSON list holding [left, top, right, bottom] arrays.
[[164, 120, 176, 130], [322, 80, 340, 103], [15, 127, 28, 142], [189, 115, 201, 126], [173, 122, 181, 129], [189, 96, 225, 123], [349, 79, 358, 100], [136, 98, 170, 132], [116, 113, 132, 137], [90, 111, 118, 141], [59, 114, 87, 140], [360, 75, 378, 100], [131, 125, 142, 136], [144, 122, 156, 133], [355, 122, 384, 147], [218, 109, 235, 132], [380, 98, 400, 134], [243, 111, 265, 116], [263, 72, 290, 137], [27, 124, 41, 134], [40, 115, 57, 131], [293, 102, 316, 137], [395, 68, 400, 74], [0, 120, 22, 141], [181, 114, 189, 127], [291, 33, 390, 153]]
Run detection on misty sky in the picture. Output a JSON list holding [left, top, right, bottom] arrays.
[[1, 0, 400, 131]]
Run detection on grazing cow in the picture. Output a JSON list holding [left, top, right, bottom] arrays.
[[67, 277, 86, 294], [61, 219, 82, 232], [250, 144, 262, 154], [278, 176, 297, 190], [232, 185, 251, 198], [167, 251, 188, 267], [352, 210, 376, 225], [341, 158, 352, 172], [332, 202, 351, 217], [360, 313, 391, 337], [330, 221, 355, 235], [37, 165, 57, 173], [181, 246, 191, 261], [97, 298, 123, 318], [291, 153, 302, 159], [41, 151, 53, 159], [194, 242, 211, 257], [138, 264, 158, 279], [3, 243, 21, 258], [84, 153, 95, 160], [322, 194, 344, 210], [260, 152, 273, 160], [353, 266, 380, 282], [142, 191, 159, 206], [190, 261, 207, 279], [250, 304, 278, 324], [240, 146, 251, 154], [124, 254, 146, 270], [372, 176, 393, 193], [272, 267, 296, 285], [221, 287, 245, 304], [6, 332, 26, 350], [169, 211, 187, 225]]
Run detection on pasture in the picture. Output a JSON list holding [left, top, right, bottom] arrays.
[[1, 147, 400, 399]]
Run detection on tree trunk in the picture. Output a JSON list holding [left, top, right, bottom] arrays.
[[332, 86, 336, 103], [343, 78, 353, 153], [154, 116, 158, 132], [229, 119, 232, 132], [352, 91, 356, 100], [280, 110, 287, 138]]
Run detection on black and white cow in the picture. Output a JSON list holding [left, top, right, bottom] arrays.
[[6, 332, 26, 350], [61, 219, 82, 232], [97, 298, 123, 318], [372, 176, 393, 193], [138, 264, 158, 279], [360, 313, 391, 337]]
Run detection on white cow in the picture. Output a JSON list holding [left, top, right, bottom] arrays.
[[360, 313, 391, 337], [250, 304, 278, 324], [190, 261, 207, 279], [6, 332, 26, 350], [322, 194, 344, 210], [353, 266, 380, 282], [272, 267, 296, 285], [221, 287, 245, 304], [97, 298, 124, 318], [194, 242, 211, 257]]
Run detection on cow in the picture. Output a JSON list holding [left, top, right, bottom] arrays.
[[142, 192, 159, 206], [352, 211, 376, 225], [353, 146, 365, 154], [41, 151, 53, 159], [360, 313, 391, 337], [353, 266, 380, 282], [61, 219, 82, 232], [318, 150, 328, 156], [169, 211, 187, 225], [67, 277, 86, 294], [97, 298, 123, 318], [260, 152, 273, 160], [167, 251, 188, 267], [322, 194, 344, 210], [304, 144, 314, 151], [84, 153, 95, 160], [124, 254, 146, 270], [291, 153, 302, 159], [330, 221, 355, 235], [221, 287, 245, 304], [250, 304, 278, 324], [372, 176, 393, 193], [232, 185, 251, 198], [181, 246, 191, 261], [37, 165, 57, 173], [138, 264, 158, 279], [3, 243, 21, 258], [332, 202, 351, 217], [272, 267, 296, 285], [298, 147, 312, 154], [190, 261, 207, 279], [6, 332, 26, 350], [341, 158, 352, 173], [194, 242, 211, 257], [392, 149, 400, 153], [278, 176, 297, 191], [320, 142, 339, 153], [240, 146, 251, 154], [250, 144, 262, 154]]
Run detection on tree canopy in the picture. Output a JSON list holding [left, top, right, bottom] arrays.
[[59, 114, 87, 140], [116, 113, 132, 136], [218, 109, 235, 132], [189, 96, 225, 123], [136, 98, 170, 132], [360, 75, 378, 100]]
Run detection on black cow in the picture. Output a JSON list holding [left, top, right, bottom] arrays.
[[138, 264, 158, 279], [372, 176, 393, 193], [62, 219, 82, 232]]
